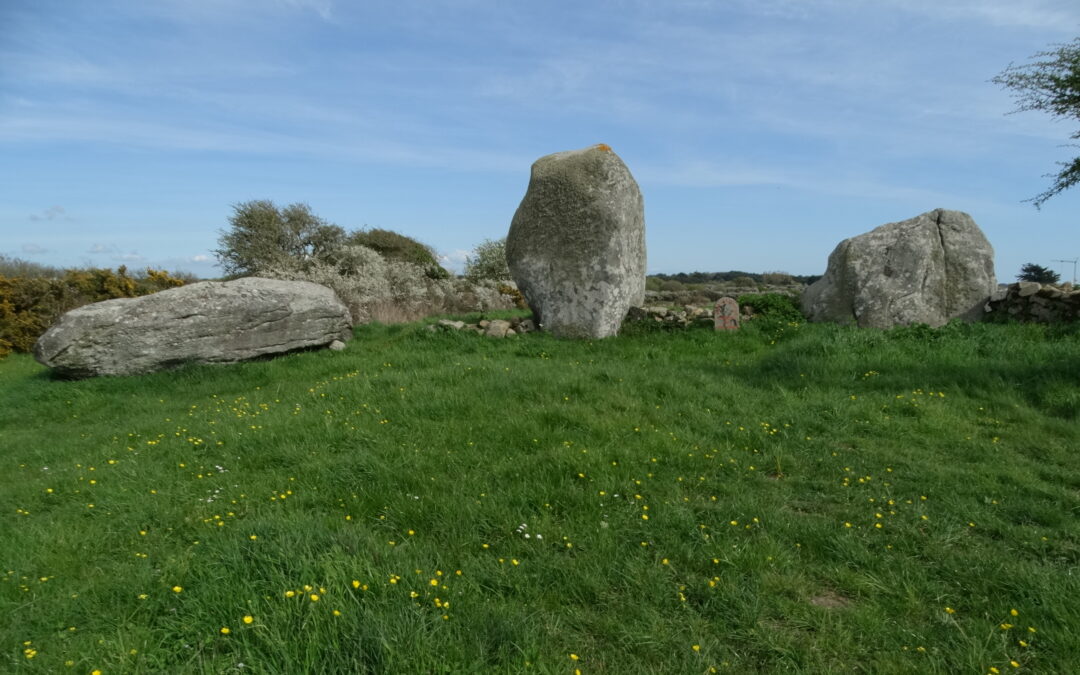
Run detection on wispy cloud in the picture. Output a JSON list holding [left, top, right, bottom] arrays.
[[130, 0, 336, 24], [22, 243, 48, 254], [878, 0, 1080, 30], [29, 206, 71, 222]]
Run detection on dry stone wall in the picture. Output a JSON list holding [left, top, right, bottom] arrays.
[[986, 282, 1080, 322]]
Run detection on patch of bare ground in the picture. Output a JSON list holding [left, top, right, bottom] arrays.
[[810, 590, 852, 609]]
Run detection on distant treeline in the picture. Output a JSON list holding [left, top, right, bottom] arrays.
[[649, 271, 822, 285]]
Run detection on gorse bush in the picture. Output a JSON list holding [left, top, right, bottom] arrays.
[[0, 266, 188, 357], [497, 283, 527, 310]]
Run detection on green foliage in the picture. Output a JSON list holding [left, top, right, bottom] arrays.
[[464, 238, 510, 283], [0, 267, 188, 356], [993, 37, 1080, 207], [738, 292, 804, 322], [215, 200, 346, 276], [215, 201, 451, 280], [2, 321, 1079, 671], [346, 228, 448, 279], [1017, 262, 1061, 283]]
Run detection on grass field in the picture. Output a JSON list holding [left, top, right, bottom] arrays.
[[2, 313, 1079, 673]]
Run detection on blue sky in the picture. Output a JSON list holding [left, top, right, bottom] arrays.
[[2, 0, 1078, 280]]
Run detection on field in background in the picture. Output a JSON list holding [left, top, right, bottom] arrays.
[[2, 315, 1079, 673]]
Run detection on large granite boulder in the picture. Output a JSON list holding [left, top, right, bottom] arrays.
[[801, 209, 996, 328], [33, 277, 353, 378], [506, 143, 646, 339]]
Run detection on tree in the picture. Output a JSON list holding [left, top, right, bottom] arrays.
[[215, 200, 345, 276], [992, 38, 1080, 208], [1017, 262, 1061, 284], [463, 237, 510, 282]]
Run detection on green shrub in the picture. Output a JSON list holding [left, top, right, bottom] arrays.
[[737, 292, 804, 322], [346, 228, 448, 279]]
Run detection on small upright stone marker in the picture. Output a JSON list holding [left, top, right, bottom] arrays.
[[714, 297, 740, 331]]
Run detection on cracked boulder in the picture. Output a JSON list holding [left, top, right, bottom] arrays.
[[801, 208, 996, 328], [507, 143, 646, 339], [33, 277, 353, 378]]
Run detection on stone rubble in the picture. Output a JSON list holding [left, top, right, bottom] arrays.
[[985, 282, 1080, 322]]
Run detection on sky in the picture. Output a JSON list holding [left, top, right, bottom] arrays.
[[2, 0, 1079, 281]]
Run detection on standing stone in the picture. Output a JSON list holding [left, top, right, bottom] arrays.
[[506, 143, 646, 339], [33, 278, 353, 378], [801, 209, 996, 328], [713, 297, 740, 331]]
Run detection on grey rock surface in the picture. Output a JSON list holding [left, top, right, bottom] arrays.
[[1017, 281, 1041, 297], [801, 209, 996, 328], [506, 143, 646, 338], [484, 319, 512, 338], [33, 277, 353, 377]]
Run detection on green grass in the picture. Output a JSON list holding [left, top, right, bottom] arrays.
[[2, 313, 1079, 673]]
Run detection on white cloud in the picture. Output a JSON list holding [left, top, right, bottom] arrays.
[[439, 249, 471, 273], [88, 243, 118, 255], [21, 243, 48, 254], [191, 254, 211, 262]]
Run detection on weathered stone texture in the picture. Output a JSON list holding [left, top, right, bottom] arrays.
[[985, 282, 1080, 322], [801, 209, 996, 328], [713, 297, 740, 331], [33, 277, 353, 378], [506, 143, 646, 339]]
